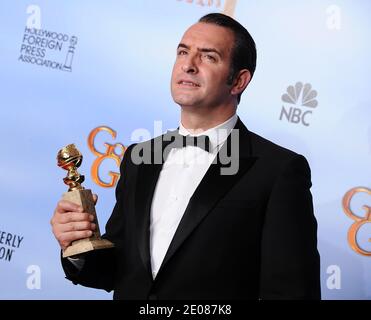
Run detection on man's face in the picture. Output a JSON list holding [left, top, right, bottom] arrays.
[[171, 22, 235, 110]]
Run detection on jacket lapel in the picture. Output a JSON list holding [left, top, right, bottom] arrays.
[[157, 119, 257, 276]]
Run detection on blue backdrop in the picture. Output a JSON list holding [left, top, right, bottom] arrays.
[[0, 0, 370, 299]]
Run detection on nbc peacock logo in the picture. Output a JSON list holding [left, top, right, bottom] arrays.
[[279, 82, 318, 127]]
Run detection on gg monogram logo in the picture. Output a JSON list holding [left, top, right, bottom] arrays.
[[87, 126, 126, 188], [342, 187, 371, 256]]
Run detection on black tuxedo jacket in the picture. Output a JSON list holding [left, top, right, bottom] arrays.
[[62, 119, 321, 300]]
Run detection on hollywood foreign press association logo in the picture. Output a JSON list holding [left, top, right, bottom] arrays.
[[279, 82, 318, 127], [18, 5, 78, 72]]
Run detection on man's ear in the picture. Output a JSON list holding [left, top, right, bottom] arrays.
[[230, 69, 251, 96]]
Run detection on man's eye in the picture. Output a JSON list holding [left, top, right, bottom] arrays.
[[177, 50, 187, 56], [204, 54, 216, 62]]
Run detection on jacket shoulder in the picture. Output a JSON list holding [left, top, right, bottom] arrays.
[[249, 131, 300, 161]]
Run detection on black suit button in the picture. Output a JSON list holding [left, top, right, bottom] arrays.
[[148, 294, 157, 300]]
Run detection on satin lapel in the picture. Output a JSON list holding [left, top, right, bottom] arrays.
[[158, 119, 257, 273]]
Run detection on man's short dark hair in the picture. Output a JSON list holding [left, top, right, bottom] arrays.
[[199, 13, 257, 103]]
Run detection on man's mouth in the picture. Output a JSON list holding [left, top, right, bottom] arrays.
[[178, 80, 200, 87]]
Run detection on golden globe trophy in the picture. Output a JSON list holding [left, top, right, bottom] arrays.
[[57, 144, 114, 258]]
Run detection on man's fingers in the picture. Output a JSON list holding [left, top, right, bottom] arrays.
[[60, 221, 96, 233], [59, 230, 93, 249], [52, 196, 99, 250], [56, 200, 83, 213], [57, 212, 95, 224], [52, 198, 97, 250]]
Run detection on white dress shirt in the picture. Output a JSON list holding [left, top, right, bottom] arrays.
[[149, 114, 238, 279]]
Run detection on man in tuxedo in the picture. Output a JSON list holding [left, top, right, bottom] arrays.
[[51, 13, 321, 299]]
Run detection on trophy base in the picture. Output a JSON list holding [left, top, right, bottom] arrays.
[[61, 188, 114, 258], [63, 237, 114, 258]]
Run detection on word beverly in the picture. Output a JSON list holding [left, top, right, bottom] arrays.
[[0, 231, 23, 248], [0, 230, 24, 262]]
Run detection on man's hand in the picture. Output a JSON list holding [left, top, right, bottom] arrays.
[[50, 194, 98, 250]]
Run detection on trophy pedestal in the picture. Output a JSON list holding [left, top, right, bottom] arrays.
[[62, 188, 114, 258], [62, 238, 114, 258]]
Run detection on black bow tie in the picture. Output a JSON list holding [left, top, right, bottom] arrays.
[[165, 131, 211, 153]]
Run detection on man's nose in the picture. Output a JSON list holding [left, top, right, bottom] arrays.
[[181, 55, 198, 74]]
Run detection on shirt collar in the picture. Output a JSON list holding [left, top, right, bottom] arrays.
[[178, 113, 238, 152]]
